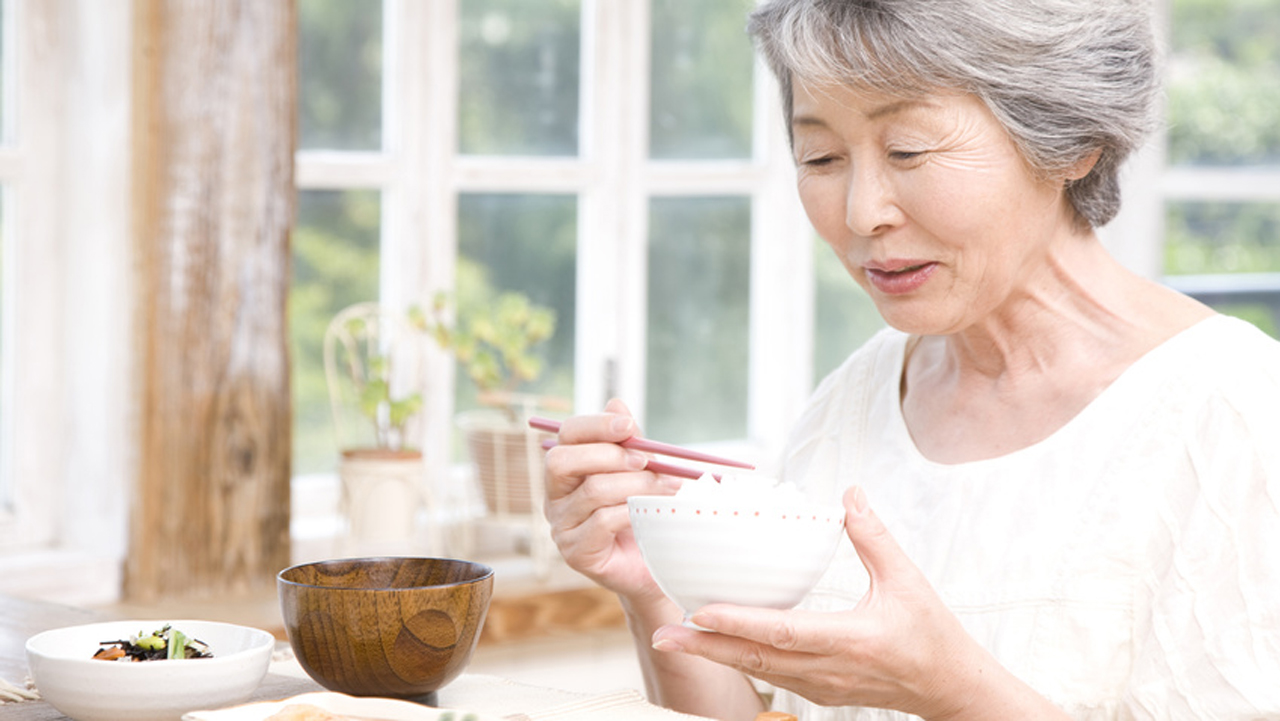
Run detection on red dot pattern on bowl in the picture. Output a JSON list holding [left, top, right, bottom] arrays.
[[631, 506, 843, 524]]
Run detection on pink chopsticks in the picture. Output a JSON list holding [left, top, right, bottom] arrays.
[[528, 416, 755, 481]]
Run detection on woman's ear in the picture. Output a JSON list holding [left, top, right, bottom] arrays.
[[1065, 148, 1104, 182]]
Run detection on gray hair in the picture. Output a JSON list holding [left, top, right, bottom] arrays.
[[747, 0, 1160, 228]]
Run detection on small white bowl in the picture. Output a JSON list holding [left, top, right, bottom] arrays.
[[628, 494, 845, 620], [26, 619, 274, 721]]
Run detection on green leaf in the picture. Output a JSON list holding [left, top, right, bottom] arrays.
[[360, 380, 389, 418], [167, 629, 187, 660], [343, 317, 367, 336], [389, 394, 423, 427]]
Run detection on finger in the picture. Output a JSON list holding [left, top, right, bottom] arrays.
[[551, 502, 635, 554], [546, 469, 678, 526], [544, 443, 651, 500], [683, 605, 866, 656], [842, 486, 913, 587], [651, 623, 824, 683], [550, 505, 638, 581], [557, 402, 640, 446], [602, 397, 634, 420]]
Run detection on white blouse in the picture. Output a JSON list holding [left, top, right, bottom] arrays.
[[771, 315, 1280, 720]]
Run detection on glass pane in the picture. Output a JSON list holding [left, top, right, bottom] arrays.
[[649, 0, 755, 160], [290, 190, 382, 474], [813, 236, 885, 383], [1165, 201, 1280, 274], [1164, 200, 1280, 336], [1167, 0, 1280, 166], [646, 197, 750, 443], [297, 0, 383, 151], [456, 193, 577, 416], [459, 0, 581, 156]]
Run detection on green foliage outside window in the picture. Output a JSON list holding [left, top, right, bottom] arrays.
[[290, 190, 381, 474], [649, 0, 756, 160], [1166, 0, 1280, 166], [1164, 1, 1280, 278], [645, 197, 750, 444], [1165, 202, 1280, 275], [456, 194, 577, 416], [458, 0, 581, 156], [298, 0, 382, 151]]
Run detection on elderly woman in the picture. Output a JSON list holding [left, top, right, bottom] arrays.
[[543, 0, 1280, 719]]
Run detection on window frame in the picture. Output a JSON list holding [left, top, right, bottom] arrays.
[[295, 0, 813, 493]]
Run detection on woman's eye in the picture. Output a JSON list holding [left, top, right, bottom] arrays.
[[800, 155, 838, 167], [889, 150, 925, 162]]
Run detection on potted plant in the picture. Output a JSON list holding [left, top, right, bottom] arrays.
[[423, 290, 564, 518], [323, 302, 433, 551]]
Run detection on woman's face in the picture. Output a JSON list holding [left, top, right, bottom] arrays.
[[791, 82, 1079, 336]]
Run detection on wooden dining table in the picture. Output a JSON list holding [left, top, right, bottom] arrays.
[[0, 593, 740, 721]]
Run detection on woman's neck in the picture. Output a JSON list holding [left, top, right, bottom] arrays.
[[900, 235, 1212, 464]]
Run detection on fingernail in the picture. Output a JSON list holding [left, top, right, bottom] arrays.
[[851, 486, 868, 514], [661, 477, 684, 492], [610, 416, 634, 435], [651, 628, 684, 652], [689, 611, 713, 629], [652, 638, 682, 652], [626, 451, 649, 470]]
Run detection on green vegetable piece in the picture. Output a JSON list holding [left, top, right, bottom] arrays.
[[167, 629, 188, 660], [135, 633, 166, 652]]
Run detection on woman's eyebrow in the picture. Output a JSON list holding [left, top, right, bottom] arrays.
[[790, 114, 828, 129], [791, 98, 939, 129], [865, 98, 938, 120]]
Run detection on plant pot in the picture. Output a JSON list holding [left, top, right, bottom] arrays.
[[456, 410, 551, 516], [338, 448, 425, 551]]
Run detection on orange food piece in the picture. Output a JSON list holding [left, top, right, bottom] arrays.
[[92, 646, 127, 661]]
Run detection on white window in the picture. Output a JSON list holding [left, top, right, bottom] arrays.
[[291, 0, 817, 506], [293, 0, 1280, 505]]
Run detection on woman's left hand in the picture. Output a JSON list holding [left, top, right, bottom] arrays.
[[649, 487, 1036, 720]]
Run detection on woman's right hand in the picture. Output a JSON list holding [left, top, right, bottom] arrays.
[[542, 398, 681, 607]]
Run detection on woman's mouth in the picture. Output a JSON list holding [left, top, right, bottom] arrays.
[[863, 261, 938, 295]]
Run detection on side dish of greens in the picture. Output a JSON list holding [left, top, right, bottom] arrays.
[[92, 624, 212, 662]]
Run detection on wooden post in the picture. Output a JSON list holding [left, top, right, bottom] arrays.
[[125, 0, 296, 601]]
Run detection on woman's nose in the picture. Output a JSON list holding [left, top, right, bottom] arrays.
[[845, 165, 902, 236]]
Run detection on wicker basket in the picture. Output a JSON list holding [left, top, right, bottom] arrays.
[[456, 410, 552, 517]]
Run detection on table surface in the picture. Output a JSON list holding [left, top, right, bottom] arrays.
[[0, 595, 101, 684], [0, 594, 721, 721]]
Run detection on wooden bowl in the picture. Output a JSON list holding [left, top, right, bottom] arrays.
[[277, 557, 494, 705]]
